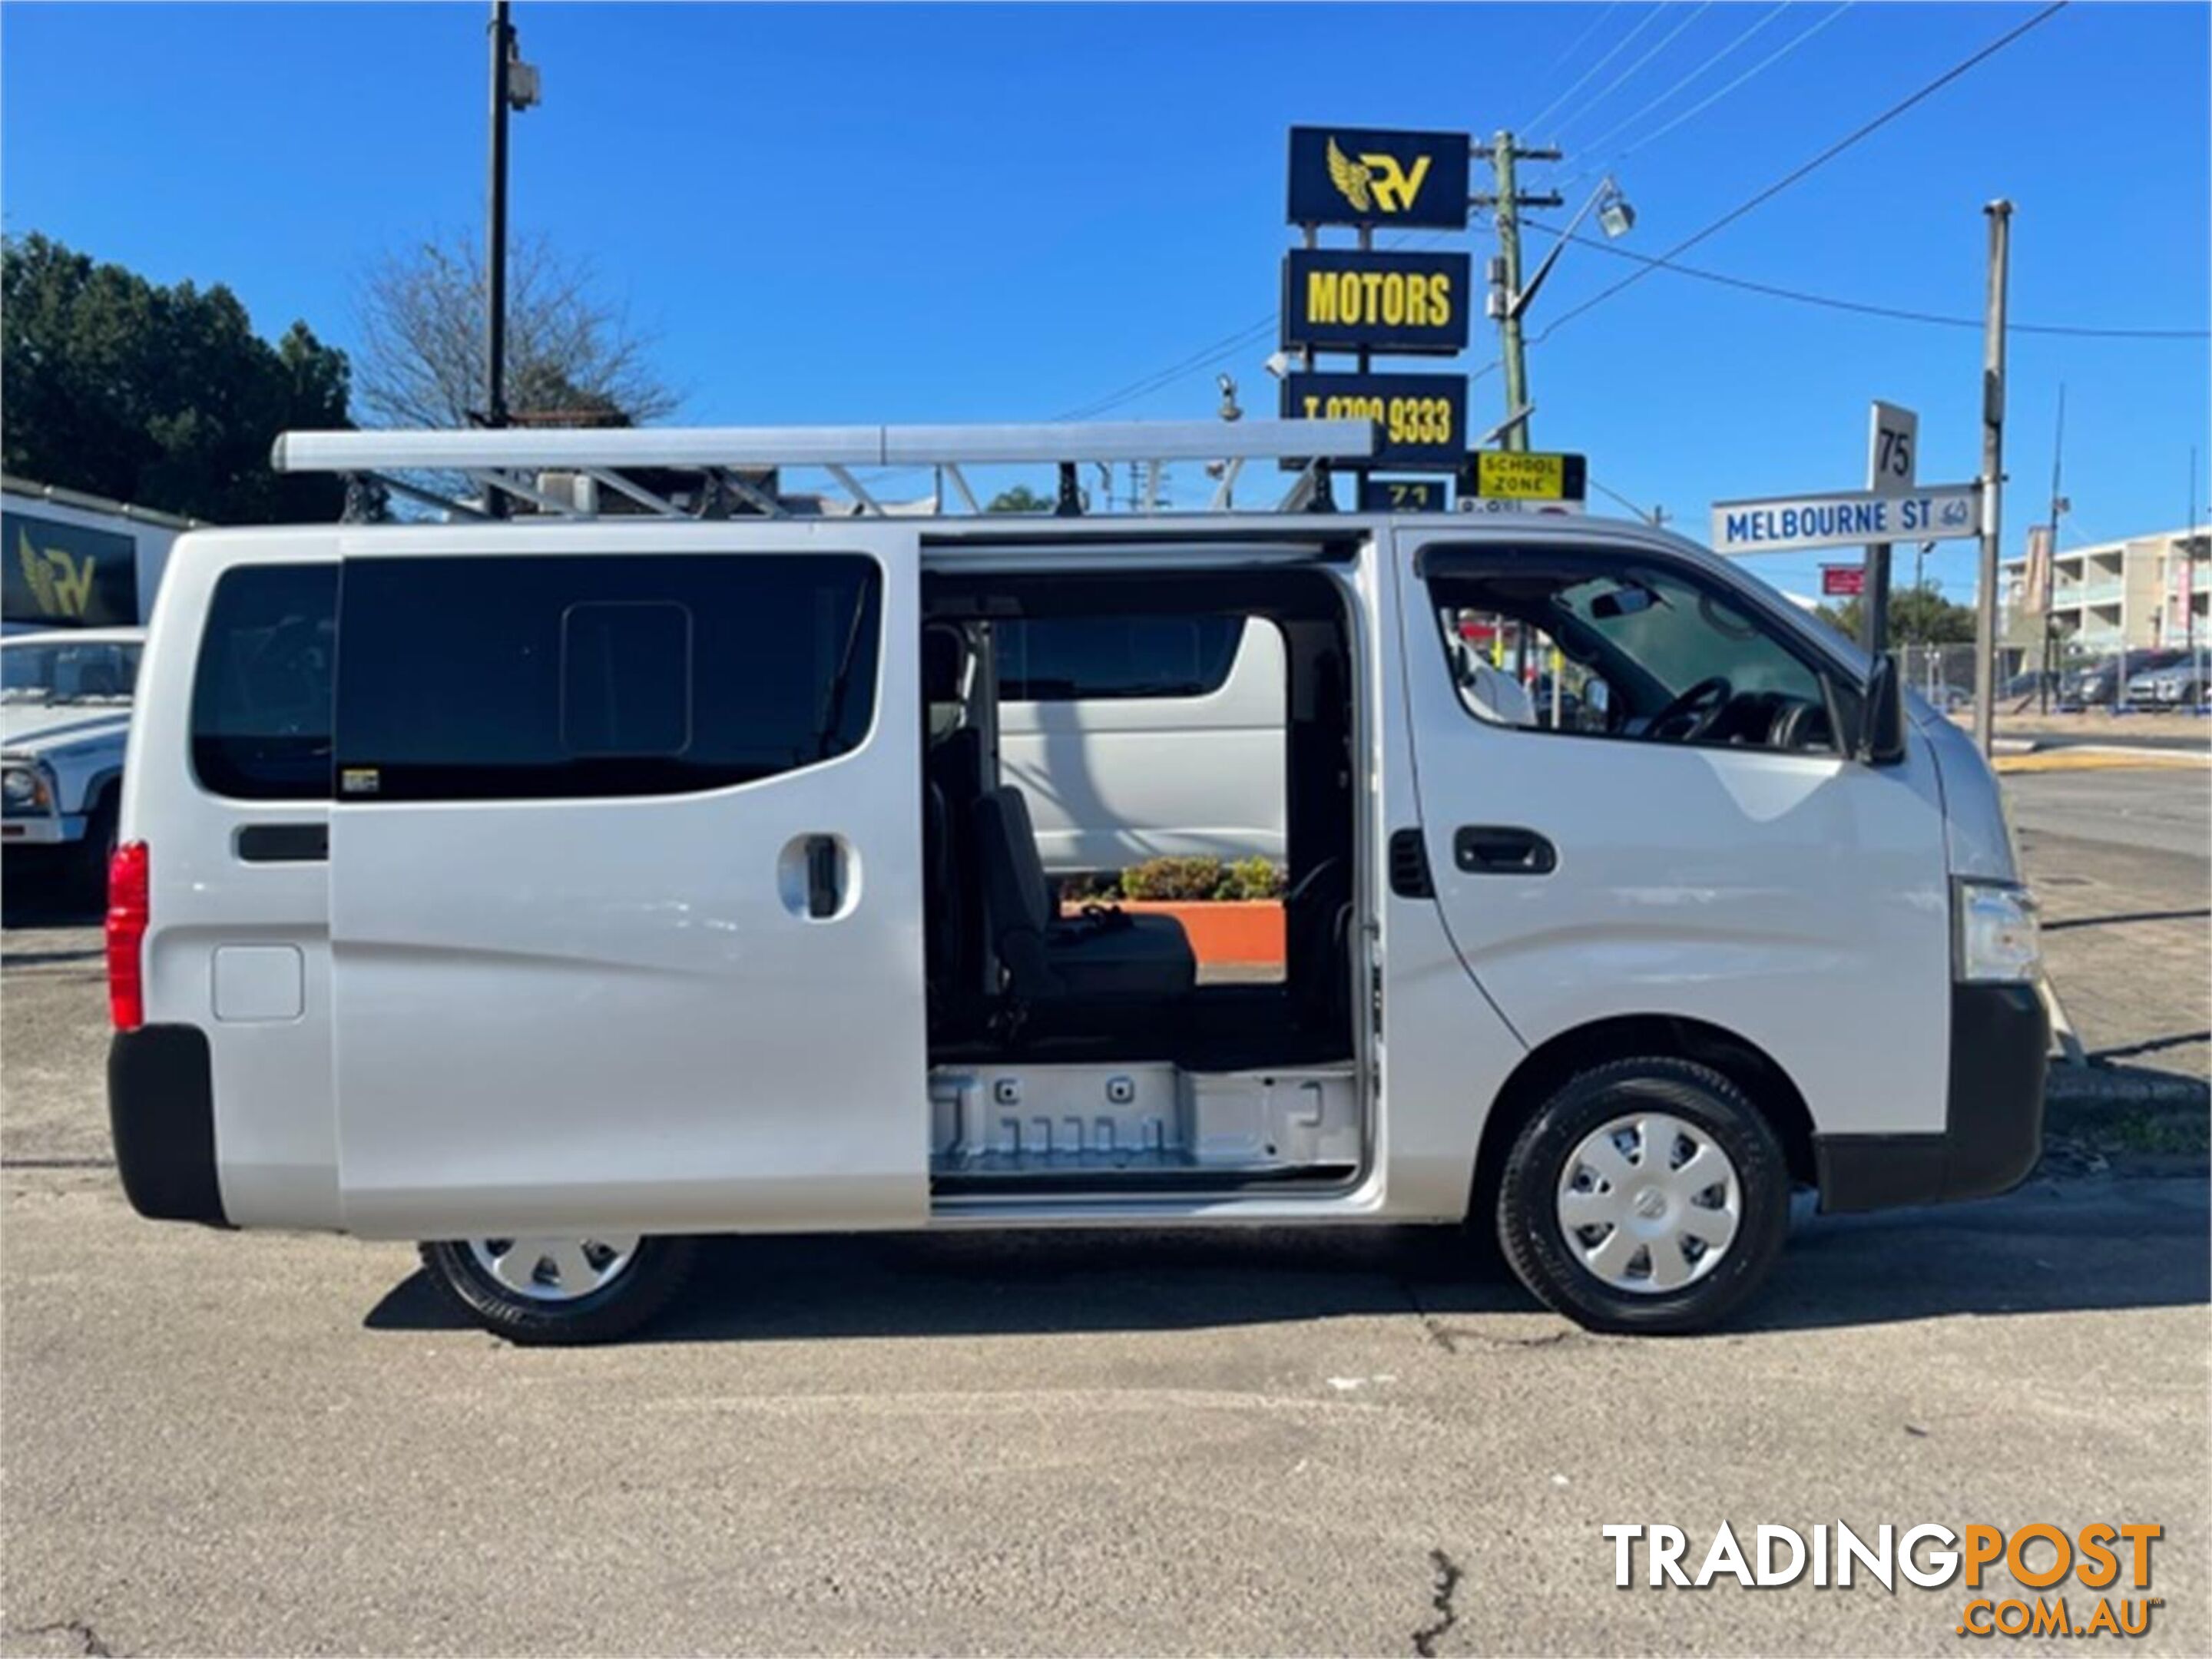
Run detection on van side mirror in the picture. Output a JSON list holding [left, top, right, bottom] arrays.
[[1855, 654, 1909, 765]]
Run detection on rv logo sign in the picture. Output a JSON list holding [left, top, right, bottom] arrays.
[[1326, 136, 1430, 216]]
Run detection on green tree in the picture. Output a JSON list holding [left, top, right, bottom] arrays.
[[987, 485, 1055, 514], [2, 233, 354, 522], [1817, 582, 1975, 646]]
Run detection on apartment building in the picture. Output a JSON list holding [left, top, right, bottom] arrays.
[[2003, 523, 2210, 656]]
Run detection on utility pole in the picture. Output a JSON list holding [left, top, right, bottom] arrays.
[[1473, 131, 1562, 453], [485, 2, 515, 437], [1973, 200, 2012, 758], [2039, 384, 2067, 714]]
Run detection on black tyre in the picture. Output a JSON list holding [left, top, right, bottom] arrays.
[[77, 789, 119, 908], [1496, 1058, 1789, 1335], [419, 1234, 699, 1346]]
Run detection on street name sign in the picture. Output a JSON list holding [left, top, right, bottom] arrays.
[[1280, 372, 1466, 470], [1710, 484, 1982, 556], [1281, 249, 1471, 356], [1286, 127, 1471, 230]]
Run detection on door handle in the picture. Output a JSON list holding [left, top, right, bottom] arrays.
[[1454, 825, 1557, 876], [804, 835, 843, 919]]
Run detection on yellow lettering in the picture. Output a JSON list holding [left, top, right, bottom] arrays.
[[1431, 271, 1452, 324], [1306, 271, 1338, 325]]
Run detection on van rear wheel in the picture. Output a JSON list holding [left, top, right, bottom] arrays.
[[1495, 1058, 1788, 1335], [418, 1234, 699, 1345]]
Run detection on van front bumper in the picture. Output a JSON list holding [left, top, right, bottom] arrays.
[[1814, 982, 2048, 1214]]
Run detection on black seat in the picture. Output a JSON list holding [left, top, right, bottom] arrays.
[[971, 786, 1195, 1002]]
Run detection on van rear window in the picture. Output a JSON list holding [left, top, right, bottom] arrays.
[[334, 554, 880, 802], [190, 564, 339, 800]]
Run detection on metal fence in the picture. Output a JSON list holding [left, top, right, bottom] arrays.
[[1892, 641, 2212, 716]]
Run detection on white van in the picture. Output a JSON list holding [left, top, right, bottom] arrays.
[[105, 422, 2046, 1344], [997, 614, 1286, 874]]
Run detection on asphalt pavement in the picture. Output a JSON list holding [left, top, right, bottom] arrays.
[[4, 771, 2207, 1656]]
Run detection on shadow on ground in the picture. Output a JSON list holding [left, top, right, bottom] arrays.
[[366, 1175, 2210, 1345]]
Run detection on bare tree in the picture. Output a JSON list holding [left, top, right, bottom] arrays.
[[356, 230, 680, 428]]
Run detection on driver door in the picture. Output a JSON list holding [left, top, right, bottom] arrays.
[[1393, 529, 1952, 1137]]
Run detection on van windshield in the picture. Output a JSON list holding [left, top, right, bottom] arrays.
[[0, 640, 141, 705]]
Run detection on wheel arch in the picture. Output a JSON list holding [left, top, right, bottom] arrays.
[[1473, 1014, 1819, 1214]]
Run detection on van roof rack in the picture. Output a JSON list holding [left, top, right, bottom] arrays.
[[270, 419, 1379, 522]]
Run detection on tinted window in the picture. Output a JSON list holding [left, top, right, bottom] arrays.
[[1429, 551, 1839, 753], [335, 554, 879, 802], [190, 565, 338, 800], [998, 616, 1243, 701]]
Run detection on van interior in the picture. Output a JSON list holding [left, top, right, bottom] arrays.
[[919, 563, 1363, 1195]]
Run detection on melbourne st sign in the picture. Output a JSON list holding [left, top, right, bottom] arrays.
[[1710, 483, 1983, 557]]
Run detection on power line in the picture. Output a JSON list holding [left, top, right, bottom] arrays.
[[1551, 2, 1715, 149], [1523, 5, 1666, 137], [1571, 1, 1856, 184], [1528, 1, 2071, 350], [1566, 3, 1792, 162], [1514, 2, 1624, 129], [1524, 220, 2210, 339]]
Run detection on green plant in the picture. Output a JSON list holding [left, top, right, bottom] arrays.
[[1221, 856, 1286, 901], [1120, 856, 1225, 902]]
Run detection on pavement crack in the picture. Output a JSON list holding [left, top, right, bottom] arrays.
[[1411, 1548, 1463, 1657], [22, 1620, 114, 1657]]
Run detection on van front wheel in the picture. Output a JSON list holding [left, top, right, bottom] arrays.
[[419, 1234, 699, 1345], [1496, 1058, 1788, 1335]]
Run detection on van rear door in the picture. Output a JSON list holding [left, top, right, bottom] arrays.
[[326, 520, 926, 1239]]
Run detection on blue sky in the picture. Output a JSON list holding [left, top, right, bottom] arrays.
[[4, 1, 2206, 601]]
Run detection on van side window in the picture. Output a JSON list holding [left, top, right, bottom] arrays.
[[1426, 551, 1841, 753], [335, 554, 879, 802], [190, 564, 339, 800], [998, 616, 1243, 701]]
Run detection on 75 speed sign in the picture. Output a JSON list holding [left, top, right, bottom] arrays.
[[1281, 371, 1466, 470]]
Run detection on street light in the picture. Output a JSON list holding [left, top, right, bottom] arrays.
[[1508, 173, 1635, 323]]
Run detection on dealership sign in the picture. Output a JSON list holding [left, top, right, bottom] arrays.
[[1282, 249, 1471, 356], [1286, 127, 1471, 229], [2, 511, 140, 628], [1360, 477, 1451, 512], [1281, 372, 1465, 471]]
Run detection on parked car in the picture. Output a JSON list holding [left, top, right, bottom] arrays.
[[2062, 649, 2185, 708], [1, 627, 143, 892], [995, 613, 1285, 873], [2125, 654, 2212, 707]]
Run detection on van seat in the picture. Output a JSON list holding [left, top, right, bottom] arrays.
[[972, 786, 1195, 1002]]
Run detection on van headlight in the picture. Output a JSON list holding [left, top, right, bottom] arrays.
[[1955, 880, 2041, 984]]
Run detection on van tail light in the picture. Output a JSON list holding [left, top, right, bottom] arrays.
[[107, 839, 149, 1031]]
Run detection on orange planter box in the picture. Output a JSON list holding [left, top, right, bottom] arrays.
[[1061, 899, 1285, 967]]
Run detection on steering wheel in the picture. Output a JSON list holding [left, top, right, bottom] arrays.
[[1647, 674, 1733, 742]]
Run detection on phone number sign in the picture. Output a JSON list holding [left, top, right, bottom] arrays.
[[1280, 372, 1466, 471]]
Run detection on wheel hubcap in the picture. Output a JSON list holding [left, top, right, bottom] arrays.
[[1555, 1112, 1742, 1294], [466, 1236, 640, 1303]]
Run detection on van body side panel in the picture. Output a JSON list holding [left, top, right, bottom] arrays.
[[1392, 527, 1953, 1141], [326, 523, 929, 1241], [999, 619, 1287, 873], [1367, 536, 1528, 1220], [127, 531, 344, 1230]]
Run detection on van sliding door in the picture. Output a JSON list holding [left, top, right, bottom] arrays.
[[326, 522, 926, 1239]]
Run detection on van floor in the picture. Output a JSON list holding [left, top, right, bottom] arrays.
[[929, 984, 1352, 1072]]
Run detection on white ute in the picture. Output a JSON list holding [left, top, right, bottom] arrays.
[[3, 627, 143, 892], [106, 421, 2047, 1343]]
